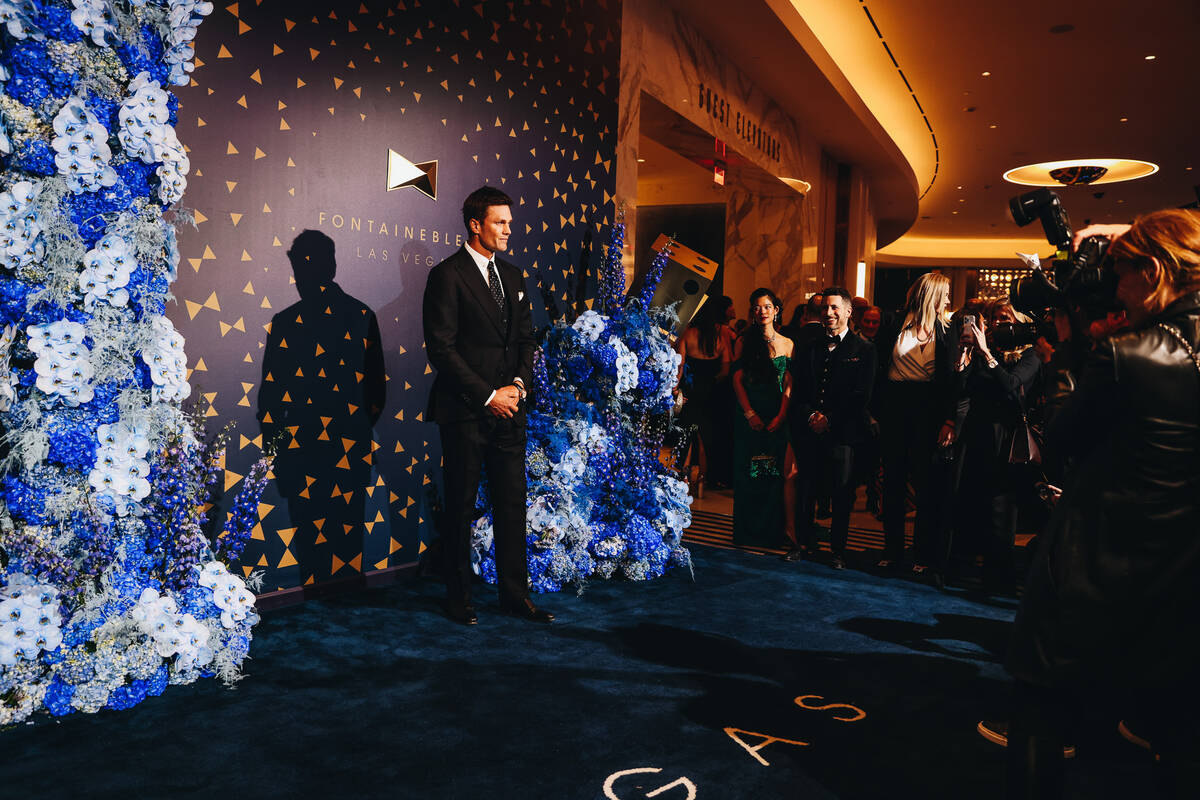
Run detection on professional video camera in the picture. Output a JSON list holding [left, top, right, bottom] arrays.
[[1007, 188, 1119, 320], [989, 317, 1051, 351]]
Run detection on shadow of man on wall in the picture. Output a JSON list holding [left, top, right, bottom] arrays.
[[258, 230, 386, 588]]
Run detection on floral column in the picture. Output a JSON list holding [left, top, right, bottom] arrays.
[[0, 0, 267, 723]]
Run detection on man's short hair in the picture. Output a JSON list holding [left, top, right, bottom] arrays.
[[822, 286, 853, 306], [806, 292, 824, 313], [462, 186, 514, 232]]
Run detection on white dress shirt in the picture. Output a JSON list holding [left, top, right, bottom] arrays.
[[465, 243, 504, 299]]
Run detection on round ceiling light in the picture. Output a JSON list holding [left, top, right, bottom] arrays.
[[1003, 158, 1158, 187]]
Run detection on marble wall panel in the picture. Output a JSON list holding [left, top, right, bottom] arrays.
[[619, 0, 833, 315]]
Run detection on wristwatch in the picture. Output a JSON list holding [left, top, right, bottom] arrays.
[[513, 379, 527, 402]]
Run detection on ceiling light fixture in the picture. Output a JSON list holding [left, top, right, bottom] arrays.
[[1004, 158, 1159, 187], [981, 71, 991, 76], [1145, 55, 1156, 60], [778, 177, 812, 195], [1120, 117, 1129, 122]]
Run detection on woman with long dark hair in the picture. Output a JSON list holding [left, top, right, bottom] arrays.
[[876, 272, 958, 576], [732, 288, 796, 547], [674, 296, 732, 495]]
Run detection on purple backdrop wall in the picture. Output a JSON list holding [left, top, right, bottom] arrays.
[[171, 0, 620, 590]]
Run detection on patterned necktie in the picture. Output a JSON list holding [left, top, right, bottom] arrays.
[[487, 260, 508, 327], [487, 260, 504, 309]]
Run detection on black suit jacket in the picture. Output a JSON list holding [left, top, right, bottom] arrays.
[[422, 246, 535, 424], [790, 330, 877, 444]]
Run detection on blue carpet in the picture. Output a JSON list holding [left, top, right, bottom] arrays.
[[4, 545, 1155, 798]]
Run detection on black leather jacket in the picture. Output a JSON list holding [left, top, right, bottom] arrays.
[[1007, 292, 1200, 690]]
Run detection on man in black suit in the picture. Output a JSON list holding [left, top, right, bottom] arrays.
[[785, 287, 877, 569], [422, 186, 552, 625]]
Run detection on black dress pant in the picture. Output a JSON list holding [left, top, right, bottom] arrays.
[[439, 415, 529, 606], [796, 435, 856, 558], [879, 380, 949, 564]]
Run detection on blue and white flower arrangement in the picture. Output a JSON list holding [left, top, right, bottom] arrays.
[[472, 220, 692, 593], [0, 0, 271, 726]]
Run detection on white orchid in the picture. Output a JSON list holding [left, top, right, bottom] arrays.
[[89, 420, 152, 512], [164, 0, 215, 86], [70, 0, 118, 47], [610, 336, 639, 394], [0, 180, 45, 271], [26, 320, 95, 405], [51, 97, 118, 194], [198, 562, 257, 629], [0, 0, 40, 39], [79, 233, 135, 309], [119, 72, 191, 203], [572, 309, 605, 342], [130, 588, 213, 667], [0, 579, 63, 666], [141, 315, 190, 402], [552, 448, 587, 483]]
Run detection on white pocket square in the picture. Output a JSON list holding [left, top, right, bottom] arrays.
[[518, 291, 525, 301]]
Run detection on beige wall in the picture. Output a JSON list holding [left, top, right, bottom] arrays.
[[619, 0, 882, 321]]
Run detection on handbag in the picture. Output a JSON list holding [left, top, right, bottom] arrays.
[[1006, 411, 1042, 465]]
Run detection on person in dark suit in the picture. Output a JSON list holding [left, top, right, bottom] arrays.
[[422, 186, 552, 625], [785, 287, 877, 568]]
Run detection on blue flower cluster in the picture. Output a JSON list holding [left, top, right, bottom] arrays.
[[0, 0, 262, 727], [472, 227, 693, 592]]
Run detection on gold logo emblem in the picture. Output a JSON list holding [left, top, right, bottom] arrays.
[[386, 149, 438, 200]]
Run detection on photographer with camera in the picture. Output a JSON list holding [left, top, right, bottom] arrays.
[[1002, 209, 1200, 798], [951, 298, 1047, 594]]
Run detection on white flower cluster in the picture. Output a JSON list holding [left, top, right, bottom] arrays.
[[527, 496, 587, 544], [27, 320, 95, 405], [0, 0, 39, 40], [51, 97, 118, 194], [552, 447, 586, 483], [0, 325, 16, 412], [88, 420, 151, 515], [119, 72, 189, 204], [70, 0, 118, 46], [644, 341, 682, 401], [142, 315, 190, 402], [130, 588, 213, 671], [572, 309, 605, 342], [565, 419, 608, 453], [653, 474, 693, 546], [0, 575, 63, 666], [0, 180, 44, 271], [164, 0, 215, 86], [0, 63, 9, 155], [610, 336, 639, 395], [79, 233, 135, 309], [198, 562, 256, 629]]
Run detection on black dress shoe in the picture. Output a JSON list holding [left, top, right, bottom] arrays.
[[782, 546, 805, 562], [500, 597, 555, 623], [445, 602, 478, 626]]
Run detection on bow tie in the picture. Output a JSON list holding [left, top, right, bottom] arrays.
[[825, 334, 840, 345]]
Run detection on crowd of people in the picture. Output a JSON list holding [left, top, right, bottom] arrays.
[[674, 270, 1054, 588], [672, 225, 1190, 597], [672, 208, 1200, 795]]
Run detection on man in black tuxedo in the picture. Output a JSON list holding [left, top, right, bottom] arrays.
[[785, 287, 877, 569], [422, 186, 552, 625]]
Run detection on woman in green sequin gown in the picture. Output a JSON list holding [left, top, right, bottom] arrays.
[[732, 288, 796, 547]]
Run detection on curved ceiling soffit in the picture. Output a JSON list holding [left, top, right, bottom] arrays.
[[781, 0, 937, 198]]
